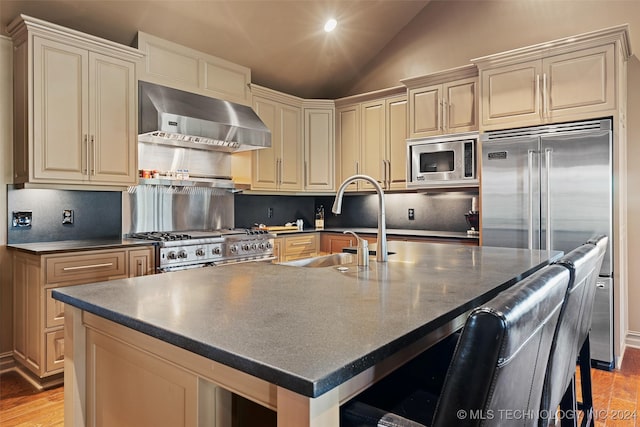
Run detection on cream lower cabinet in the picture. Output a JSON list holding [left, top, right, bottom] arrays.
[[474, 26, 630, 130], [272, 234, 319, 262], [251, 86, 303, 191], [402, 65, 478, 139], [9, 15, 142, 188], [12, 246, 155, 386], [319, 232, 477, 254], [336, 90, 407, 191]]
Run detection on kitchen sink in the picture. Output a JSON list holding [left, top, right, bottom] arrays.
[[281, 253, 355, 268]]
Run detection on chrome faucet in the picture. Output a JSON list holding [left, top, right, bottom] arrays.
[[344, 230, 369, 267], [332, 174, 388, 262]]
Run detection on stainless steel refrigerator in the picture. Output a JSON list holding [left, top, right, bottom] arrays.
[[481, 118, 614, 370]]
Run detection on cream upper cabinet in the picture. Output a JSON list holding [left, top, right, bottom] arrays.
[[251, 86, 303, 191], [386, 95, 408, 189], [360, 99, 386, 190], [303, 101, 335, 191], [336, 89, 407, 191], [9, 15, 143, 189], [336, 104, 360, 192], [135, 31, 251, 105], [473, 26, 630, 130], [402, 65, 478, 139]]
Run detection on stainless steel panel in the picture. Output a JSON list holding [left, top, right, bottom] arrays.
[[481, 136, 540, 249], [541, 129, 612, 274], [590, 277, 614, 368], [122, 185, 234, 233]]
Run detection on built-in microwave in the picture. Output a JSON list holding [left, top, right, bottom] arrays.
[[407, 132, 478, 187]]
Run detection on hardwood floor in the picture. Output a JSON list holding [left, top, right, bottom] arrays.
[[1, 349, 640, 426], [0, 370, 63, 426]]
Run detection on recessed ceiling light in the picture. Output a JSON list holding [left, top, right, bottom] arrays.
[[324, 18, 337, 32]]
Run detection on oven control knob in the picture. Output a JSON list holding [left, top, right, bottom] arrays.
[[167, 251, 177, 260], [259, 243, 266, 250], [212, 247, 222, 255], [195, 248, 205, 257], [178, 250, 188, 259], [242, 243, 250, 251], [251, 243, 258, 250], [229, 245, 238, 254], [266, 242, 273, 249]]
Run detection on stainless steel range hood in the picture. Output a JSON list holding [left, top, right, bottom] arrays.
[[138, 81, 271, 152]]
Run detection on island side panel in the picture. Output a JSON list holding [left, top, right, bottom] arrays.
[[277, 387, 340, 427], [64, 306, 87, 427]]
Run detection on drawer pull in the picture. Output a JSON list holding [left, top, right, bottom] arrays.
[[62, 262, 114, 271], [291, 242, 312, 246]]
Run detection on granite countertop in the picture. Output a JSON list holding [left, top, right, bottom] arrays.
[[53, 240, 560, 398], [8, 238, 156, 254]]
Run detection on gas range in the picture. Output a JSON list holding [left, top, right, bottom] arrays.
[[128, 229, 276, 271]]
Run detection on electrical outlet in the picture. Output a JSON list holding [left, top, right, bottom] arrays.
[[12, 211, 32, 228], [268, 207, 273, 218], [408, 208, 415, 220], [63, 209, 74, 224]]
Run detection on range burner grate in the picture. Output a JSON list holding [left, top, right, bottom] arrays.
[[128, 232, 193, 242]]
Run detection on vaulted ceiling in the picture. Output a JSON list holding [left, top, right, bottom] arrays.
[[0, 0, 431, 98]]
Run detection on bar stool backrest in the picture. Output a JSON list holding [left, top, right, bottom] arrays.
[[432, 265, 570, 427], [540, 236, 607, 425]]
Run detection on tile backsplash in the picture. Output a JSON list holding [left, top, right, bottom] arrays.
[[7, 186, 122, 244]]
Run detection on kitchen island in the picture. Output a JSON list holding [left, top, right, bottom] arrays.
[[53, 241, 561, 426]]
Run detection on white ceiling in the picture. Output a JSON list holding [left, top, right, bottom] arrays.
[[0, 0, 431, 98]]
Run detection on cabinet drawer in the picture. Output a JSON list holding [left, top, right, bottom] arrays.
[[46, 329, 65, 373], [46, 289, 65, 328], [284, 235, 318, 258], [46, 251, 126, 284]]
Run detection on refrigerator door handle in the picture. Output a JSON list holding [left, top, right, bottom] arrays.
[[545, 147, 553, 251], [528, 149, 535, 249]]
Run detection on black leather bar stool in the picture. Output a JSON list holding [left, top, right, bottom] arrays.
[[540, 236, 607, 427], [341, 264, 571, 427]]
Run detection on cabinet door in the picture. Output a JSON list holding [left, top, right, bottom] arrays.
[[408, 84, 441, 138], [128, 248, 155, 277], [45, 329, 65, 374], [320, 233, 354, 254], [481, 59, 543, 129], [336, 105, 360, 191], [361, 100, 386, 190], [272, 238, 283, 263], [89, 52, 137, 184], [386, 96, 408, 190], [304, 108, 334, 191], [278, 103, 303, 191], [445, 77, 477, 133], [32, 36, 88, 182], [544, 44, 615, 120], [252, 97, 279, 189]]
